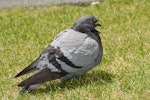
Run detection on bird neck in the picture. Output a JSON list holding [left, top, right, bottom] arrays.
[[71, 26, 101, 44], [71, 26, 91, 33]]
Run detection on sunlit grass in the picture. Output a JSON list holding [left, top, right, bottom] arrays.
[[0, 0, 149, 99]]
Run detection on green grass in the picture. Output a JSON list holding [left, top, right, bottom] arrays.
[[0, 0, 149, 99]]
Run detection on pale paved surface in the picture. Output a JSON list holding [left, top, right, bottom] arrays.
[[0, 0, 97, 8]]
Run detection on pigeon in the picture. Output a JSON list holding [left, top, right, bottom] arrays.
[[15, 15, 103, 94]]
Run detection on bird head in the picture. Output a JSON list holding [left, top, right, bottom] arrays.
[[72, 15, 101, 32]]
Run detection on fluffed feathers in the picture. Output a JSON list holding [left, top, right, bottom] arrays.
[[15, 15, 103, 94]]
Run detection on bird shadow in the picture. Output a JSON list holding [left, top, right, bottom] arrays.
[[32, 70, 115, 94]]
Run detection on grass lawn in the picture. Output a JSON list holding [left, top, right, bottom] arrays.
[[0, 0, 149, 99]]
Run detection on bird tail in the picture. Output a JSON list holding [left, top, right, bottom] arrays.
[[18, 67, 67, 93]]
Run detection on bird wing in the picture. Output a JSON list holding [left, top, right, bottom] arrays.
[[15, 58, 40, 77], [15, 44, 66, 78], [16, 45, 68, 87], [18, 67, 65, 86]]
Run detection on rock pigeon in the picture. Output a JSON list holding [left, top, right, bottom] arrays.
[[15, 15, 103, 94]]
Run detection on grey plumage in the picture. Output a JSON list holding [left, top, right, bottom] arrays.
[[15, 15, 103, 94]]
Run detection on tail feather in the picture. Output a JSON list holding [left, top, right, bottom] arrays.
[[19, 84, 41, 94], [15, 58, 39, 78], [19, 86, 29, 94]]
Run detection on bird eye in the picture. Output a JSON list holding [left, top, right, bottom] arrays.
[[88, 20, 93, 25]]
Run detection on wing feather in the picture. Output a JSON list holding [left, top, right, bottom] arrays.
[[15, 58, 40, 77], [18, 67, 67, 87]]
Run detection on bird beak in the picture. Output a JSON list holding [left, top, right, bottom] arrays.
[[95, 22, 101, 27]]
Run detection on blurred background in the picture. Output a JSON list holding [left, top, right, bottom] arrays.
[[0, 0, 102, 8]]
